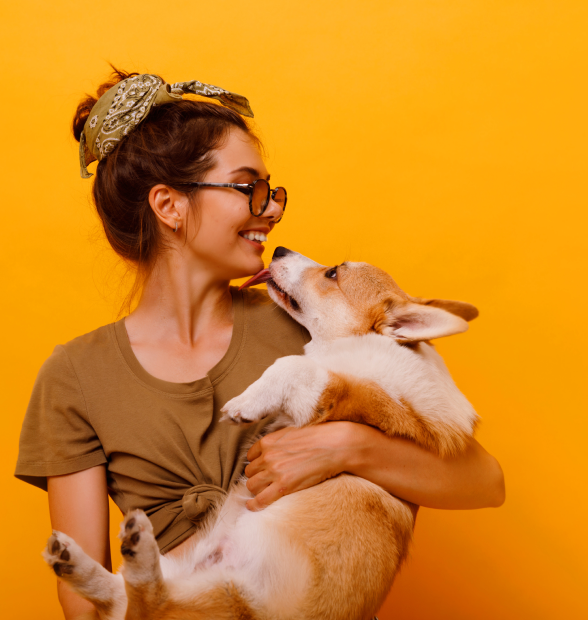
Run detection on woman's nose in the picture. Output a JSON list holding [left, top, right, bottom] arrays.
[[262, 196, 285, 222]]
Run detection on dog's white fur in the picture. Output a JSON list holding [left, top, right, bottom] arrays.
[[43, 249, 479, 620], [224, 333, 476, 434]]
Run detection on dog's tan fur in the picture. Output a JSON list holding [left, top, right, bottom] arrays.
[[43, 251, 478, 620], [125, 584, 258, 620], [314, 371, 470, 457]]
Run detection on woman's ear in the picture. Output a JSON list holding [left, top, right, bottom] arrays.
[[148, 184, 184, 232], [374, 300, 470, 342]]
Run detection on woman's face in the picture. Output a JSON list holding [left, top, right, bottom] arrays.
[[182, 128, 283, 281]]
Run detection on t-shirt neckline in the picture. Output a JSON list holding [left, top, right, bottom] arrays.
[[112, 287, 246, 396]]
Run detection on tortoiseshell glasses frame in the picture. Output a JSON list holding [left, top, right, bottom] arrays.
[[176, 178, 287, 222]]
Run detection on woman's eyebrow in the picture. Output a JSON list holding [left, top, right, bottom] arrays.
[[229, 166, 270, 181]]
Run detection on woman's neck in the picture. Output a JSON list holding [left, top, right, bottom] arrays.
[[126, 253, 234, 348]]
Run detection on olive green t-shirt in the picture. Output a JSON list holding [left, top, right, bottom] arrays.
[[15, 287, 310, 553]]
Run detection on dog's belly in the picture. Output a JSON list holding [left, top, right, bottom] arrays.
[[170, 476, 415, 620]]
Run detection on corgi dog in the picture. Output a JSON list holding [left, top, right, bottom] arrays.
[[43, 247, 479, 620]]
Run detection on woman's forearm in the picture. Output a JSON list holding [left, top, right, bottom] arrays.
[[245, 422, 504, 511], [57, 581, 99, 620], [342, 423, 505, 509], [48, 466, 112, 619]]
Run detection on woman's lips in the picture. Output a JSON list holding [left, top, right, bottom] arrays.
[[238, 231, 267, 251]]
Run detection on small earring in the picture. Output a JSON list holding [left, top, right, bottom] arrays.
[[173, 221, 179, 233]]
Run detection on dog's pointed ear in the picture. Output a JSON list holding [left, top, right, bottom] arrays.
[[409, 297, 479, 322], [373, 299, 470, 342]]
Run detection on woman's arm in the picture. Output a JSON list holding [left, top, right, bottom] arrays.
[[47, 465, 112, 620], [244, 422, 505, 511]]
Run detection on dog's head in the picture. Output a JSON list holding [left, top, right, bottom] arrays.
[[266, 247, 478, 343]]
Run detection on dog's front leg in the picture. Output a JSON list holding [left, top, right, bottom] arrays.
[[222, 355, 330, 427]]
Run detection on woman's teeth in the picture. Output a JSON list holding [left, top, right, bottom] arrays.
[[242, 231, 267, 243]]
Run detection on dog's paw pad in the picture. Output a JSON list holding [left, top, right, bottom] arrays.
[[43, 532, 76, 577], [119, 510, 151, 559]]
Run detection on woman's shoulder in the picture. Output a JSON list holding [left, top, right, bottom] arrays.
[[60, 321, 115, 351], [38, 322, 120, 380]]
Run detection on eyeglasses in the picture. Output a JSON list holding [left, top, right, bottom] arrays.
[[177, 179, 287, 222]]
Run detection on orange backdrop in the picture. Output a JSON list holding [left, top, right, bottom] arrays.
[[2, 1, 586, 617]]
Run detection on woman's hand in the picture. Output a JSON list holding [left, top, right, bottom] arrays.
[[244, 423, 353, 511], [245, 422, 505, 511]]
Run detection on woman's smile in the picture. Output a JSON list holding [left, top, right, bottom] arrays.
[[239, 228, 270, 251]]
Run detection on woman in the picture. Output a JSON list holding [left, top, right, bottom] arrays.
[[16, 70, 505, 620]]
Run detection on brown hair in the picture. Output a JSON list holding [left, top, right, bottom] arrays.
[[73, 68, 260, 308]]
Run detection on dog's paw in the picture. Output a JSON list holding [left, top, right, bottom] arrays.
[[221, 391, 273, 424], [119, 509, 154, 560], [44, 530, 124, 607], [43, 531, 83, 579], [119, 510, 163, 587]]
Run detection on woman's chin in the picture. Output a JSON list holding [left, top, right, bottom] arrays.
[[237, 235, 267, 262], [229, 258, 265, 282], [245, 247, 266, 268]]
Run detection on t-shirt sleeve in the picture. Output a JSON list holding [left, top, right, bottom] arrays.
[[15, 345, 107, 491]]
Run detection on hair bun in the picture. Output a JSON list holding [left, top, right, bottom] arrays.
[[72, 66, 143, 142]]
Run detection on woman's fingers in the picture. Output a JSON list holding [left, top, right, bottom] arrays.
[[246, 441, 262, 463], [243, 424, 351, 511], [246, 427, 292, 463], [244, 457, 265, 478], [246, 481, 287, 512], [245, 470, 273, 496]]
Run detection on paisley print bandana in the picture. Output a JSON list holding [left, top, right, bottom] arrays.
[[79, 74, 254, 178]]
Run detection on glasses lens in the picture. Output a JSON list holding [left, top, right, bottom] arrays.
[[272, 187, 287, 210], [251, 179, 270, 216]]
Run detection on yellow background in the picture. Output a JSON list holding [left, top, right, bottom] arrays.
[[2, 1, 586, 617]]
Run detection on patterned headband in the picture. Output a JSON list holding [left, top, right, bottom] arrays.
[[79, 74, 254, 178]]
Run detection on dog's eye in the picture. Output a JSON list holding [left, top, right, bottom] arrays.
[[325, 267, 337, 279]]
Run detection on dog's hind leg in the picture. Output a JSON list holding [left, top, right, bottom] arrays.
[[119, 510, 169, 620], [43, 531, 126, 620], [119, 513, 261, 620]]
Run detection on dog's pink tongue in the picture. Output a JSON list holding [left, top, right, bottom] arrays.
[[239, 269, 272, 290]]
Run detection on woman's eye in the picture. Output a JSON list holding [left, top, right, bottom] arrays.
[[325, 268, 337, 279]]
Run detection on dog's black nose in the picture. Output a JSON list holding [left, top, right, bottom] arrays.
[[273, 246, 292, 259]]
